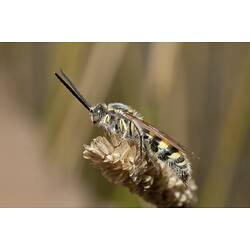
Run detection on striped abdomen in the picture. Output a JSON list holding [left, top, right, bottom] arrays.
[[146, 133, 191, 183]]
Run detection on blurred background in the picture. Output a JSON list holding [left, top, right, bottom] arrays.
[[0, 42, 249, 207]]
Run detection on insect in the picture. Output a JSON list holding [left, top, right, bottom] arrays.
[[54, 70, 192, 183]]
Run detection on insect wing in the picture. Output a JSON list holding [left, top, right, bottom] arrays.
[[122, 112, 194, 157]]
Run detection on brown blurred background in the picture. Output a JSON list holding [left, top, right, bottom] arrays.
[[0, 42, 249, 207]]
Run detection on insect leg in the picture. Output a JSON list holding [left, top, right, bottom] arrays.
[[129, 120, 144, 162]]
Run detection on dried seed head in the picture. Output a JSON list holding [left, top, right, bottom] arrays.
[[83, 134, 197, 207]]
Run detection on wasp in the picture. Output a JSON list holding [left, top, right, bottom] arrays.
[[54, 70, 192, 184]]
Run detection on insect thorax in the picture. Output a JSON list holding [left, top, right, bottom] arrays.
[[107, 103, 143, 119], [92, 103, 142, 140]]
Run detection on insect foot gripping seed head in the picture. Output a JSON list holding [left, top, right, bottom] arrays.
[[83, 134, 197, 208]]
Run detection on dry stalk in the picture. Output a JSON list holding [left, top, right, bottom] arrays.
[[83, 135, 197, 207]]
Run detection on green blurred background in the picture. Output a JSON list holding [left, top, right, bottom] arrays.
[[0, 42, 249, 207]]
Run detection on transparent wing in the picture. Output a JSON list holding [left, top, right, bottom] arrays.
[[123, 112, 197, 158]]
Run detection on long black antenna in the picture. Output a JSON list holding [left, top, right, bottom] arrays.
[[54, 70, 92, 112]]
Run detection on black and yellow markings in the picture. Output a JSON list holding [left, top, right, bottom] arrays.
[[147, 134, 187, 167], [175, 155, 185, 164], [158, 149, 169, 161], [150, 137, 160, 152]]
